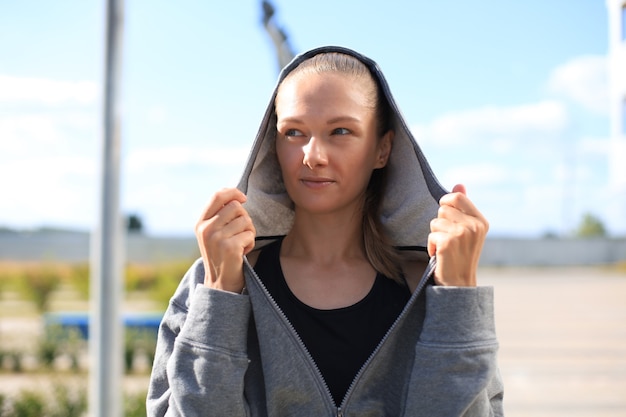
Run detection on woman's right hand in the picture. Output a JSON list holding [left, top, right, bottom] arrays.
[[195, 188, 256, 293]]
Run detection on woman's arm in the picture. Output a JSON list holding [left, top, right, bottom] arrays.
[[409, 184, 502, 416], [405, 283, 503, 416], [146, 259, 252, 417]]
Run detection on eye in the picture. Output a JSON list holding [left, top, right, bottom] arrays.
[[282, 128, 304, 139], [332, 127, 351, 135]]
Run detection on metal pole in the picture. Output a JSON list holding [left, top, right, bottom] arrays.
[[90, 0, 124, 416]]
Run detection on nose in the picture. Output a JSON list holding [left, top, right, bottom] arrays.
[[302, 136, 328, 169]]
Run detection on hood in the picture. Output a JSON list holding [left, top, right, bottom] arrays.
[[237, 46, 447, 256]]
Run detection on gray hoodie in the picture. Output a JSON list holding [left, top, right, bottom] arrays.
[[147, 46, 504, 417]]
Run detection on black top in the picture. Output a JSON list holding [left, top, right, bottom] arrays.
[[254, 238, 410, 405]]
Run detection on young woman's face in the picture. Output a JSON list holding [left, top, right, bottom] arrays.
[[275, 71, 392, 216]]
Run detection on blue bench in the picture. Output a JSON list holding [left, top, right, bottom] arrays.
[[44, 312, 163, 339]]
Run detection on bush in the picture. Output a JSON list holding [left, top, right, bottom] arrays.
[[0, 263, 20, 292], [0, 259, 191, 312], [575, 212, 607, 238], [36, 334, 59, 370], [123, 260, 189, 310], [124, 391, 148, 417], [0, 273, 6, 300], [125, 328, 158, 373], [10, 390, 45, 417], [125, 264, 158, 293], [37, 325, 85, 372], [49, 384, 87, 417], [149, 261, 190, 310], [67, 263, 90, 299], [17, 264, 61, 313], [3, 350, 24, 373], [0, 385, 86, 417], [0, 385, 145, 417]]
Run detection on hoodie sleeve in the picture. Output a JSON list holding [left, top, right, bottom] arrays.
[[405, 285, 504, 417], [146, 258, 252, 417]]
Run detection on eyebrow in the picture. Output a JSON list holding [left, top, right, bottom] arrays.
[[277, 116, 361, 125], [276, 117, 303, 125], [326, 116, 361, 125]]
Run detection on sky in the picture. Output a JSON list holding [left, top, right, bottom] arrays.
[[0, 0, 621, 238]]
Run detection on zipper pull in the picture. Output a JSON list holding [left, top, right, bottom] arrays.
[[337, 408, 343, 417]]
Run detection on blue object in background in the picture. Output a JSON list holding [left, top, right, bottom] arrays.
[[44, 312, 163, 339]]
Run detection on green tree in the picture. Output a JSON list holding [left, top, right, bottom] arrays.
[[126, 213, 144, 233], [575, 212, 607, 238]]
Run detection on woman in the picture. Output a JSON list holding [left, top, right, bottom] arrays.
[[147, 46, 503, 416]]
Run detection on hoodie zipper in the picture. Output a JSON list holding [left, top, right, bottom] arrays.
[[243, 256, 338, 413], [337, 256, 436, 412], [243, 254, 436, 416]]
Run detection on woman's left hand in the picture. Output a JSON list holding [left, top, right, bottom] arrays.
[[427, 184, 489, 287]]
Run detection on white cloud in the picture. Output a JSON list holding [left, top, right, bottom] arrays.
[[125, 145, 250, 172], [440, 163, 535, 189], [407, 88, 614, 235], [0, 77, 98, 230], [547, 55, 608, 114], [0, 154, 97, 229], [0, 91, 249, 233], [145, 104, 168, 124], [0, 113, 65, 148], [412, 100, 568, 147], [413, 99, 570, 214], [577, 136, 611, 156], [0, 75, 99, 105], [0, 111, 96, 152]]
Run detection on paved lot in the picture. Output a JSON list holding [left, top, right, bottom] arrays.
[[480, 267, 626, 417], [1, 266, 625, 415]]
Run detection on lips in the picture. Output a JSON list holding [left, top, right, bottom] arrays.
[[300, 176, 335, 189]]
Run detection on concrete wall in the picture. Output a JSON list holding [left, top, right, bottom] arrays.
[[0, 232, 199, 264], [480, 237, 626, 266], [1, 231, 625, 266]]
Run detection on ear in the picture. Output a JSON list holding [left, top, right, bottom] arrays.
[[374, 130, 394, 169]]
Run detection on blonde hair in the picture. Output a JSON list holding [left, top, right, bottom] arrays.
[[278, 52, 403, 283]]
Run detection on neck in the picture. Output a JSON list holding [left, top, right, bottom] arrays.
[[282, 208, 366, 265]]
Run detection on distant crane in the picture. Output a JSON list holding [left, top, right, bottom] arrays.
[[261, 0, 296, 71]]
